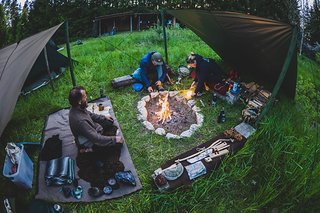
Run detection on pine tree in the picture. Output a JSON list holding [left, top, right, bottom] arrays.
[[17, 0, 28, 41], [8, 0, 20, 43], [249, 0, 300, 23], [306, 0, 320, 44], [0, 2, 8, 47]]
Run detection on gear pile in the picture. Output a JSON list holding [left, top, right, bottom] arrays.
[[240, 82, 272, 125]]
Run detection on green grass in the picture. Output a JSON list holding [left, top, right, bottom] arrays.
[[0, 27, 319, 212]]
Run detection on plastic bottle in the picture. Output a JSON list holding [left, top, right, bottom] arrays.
[[211, 93, 217, 107], [218, 107, 226, 123]]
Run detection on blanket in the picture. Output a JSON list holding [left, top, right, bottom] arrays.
[[36, 97, 142, 202], [153, 130, 248, 191]]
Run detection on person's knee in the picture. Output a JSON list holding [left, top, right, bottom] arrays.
[[132, 68, 142, 81]]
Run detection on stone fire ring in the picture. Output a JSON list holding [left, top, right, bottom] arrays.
[[137, 91, 204, 139]]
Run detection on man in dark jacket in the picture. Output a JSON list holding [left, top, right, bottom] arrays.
[[132, 51, 168, 92], [68, 86, 123, 152], [186, 53, 225, 96]]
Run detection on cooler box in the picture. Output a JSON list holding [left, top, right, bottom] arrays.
[[3, 144, 34, 189]]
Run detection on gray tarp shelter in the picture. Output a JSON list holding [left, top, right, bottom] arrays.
[[0, 23, 66, 137], [167, 10, 297, 99], [22, 39, 68, 95]]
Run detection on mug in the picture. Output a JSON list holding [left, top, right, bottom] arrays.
[[98, 103, 104, 111]]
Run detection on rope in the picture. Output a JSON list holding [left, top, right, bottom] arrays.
[[98, 32, 140, 65]]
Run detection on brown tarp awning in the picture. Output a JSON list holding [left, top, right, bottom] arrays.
[[0, 23, 63, 137], [167, 10, 297, 99]]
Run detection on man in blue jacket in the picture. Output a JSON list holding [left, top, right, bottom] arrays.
[[186, 53, 225, 96], [132, 51, 167, 92]]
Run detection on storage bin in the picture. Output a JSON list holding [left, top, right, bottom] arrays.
[[3, 144, 33, 189]]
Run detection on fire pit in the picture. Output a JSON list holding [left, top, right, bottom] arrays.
[[137, 91, 204, 139]]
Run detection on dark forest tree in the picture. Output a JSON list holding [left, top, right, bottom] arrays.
[[0, 2, 8, 47], [306, 0, 320, 44], [27, 0, 57, 34], [0, 0, 311, 52], [17, 0, 28, 41], [8, 0, 20, 43]]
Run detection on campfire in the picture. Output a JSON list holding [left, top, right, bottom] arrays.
[[157, 92, 171, 124], [179, 89, 194, 100], [137, 91, 204, 139]]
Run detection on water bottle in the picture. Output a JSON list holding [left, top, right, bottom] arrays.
[[232, 82, 238, 93], [211, 93, 217, 107], [217, 107, 226, 123]]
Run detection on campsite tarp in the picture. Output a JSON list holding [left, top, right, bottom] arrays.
[[166, 10, 297, 99], [22, 40, 68, 95], [0, 23, 63, 137]]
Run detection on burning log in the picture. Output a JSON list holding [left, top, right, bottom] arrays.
[[157, 91, 172, 124]]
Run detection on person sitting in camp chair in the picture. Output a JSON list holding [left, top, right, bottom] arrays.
[[68, 86, 123, 153], [132, 51, 170, 93], [186, 52, 225, 96]]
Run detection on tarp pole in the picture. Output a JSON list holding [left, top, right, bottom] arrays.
[[130, 16, 133, 32], [65, 20, 76, 87], [43, 45, 55, 91], [255, 27, 298, 126], [161, 9, 168, 64]]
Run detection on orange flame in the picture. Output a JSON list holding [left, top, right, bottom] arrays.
[[179, 89, 195, 100], [157, 92, 171, 124]]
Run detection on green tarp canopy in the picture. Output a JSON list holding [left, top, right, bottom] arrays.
[[167, 9, 297, 99]]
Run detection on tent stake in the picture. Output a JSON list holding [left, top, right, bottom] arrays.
[[65, 20, 76, 87], [255, 27, 298, 126], [161, 9, 168, 64], [43, 45, 55, 91]]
